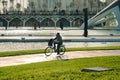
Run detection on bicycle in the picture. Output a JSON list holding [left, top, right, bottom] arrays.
[[44, 44, 66, 56]]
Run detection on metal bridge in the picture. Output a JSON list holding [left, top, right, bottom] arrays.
[[81, 0, 120, 30]]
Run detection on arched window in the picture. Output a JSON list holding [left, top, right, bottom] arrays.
[[25, 18, 40, 27], [0, 18, 7, 27], [41, 18, 55, 27], [57, 18, 70, 27], [9, 18, 23, 27]]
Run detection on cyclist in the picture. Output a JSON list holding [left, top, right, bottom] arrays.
[[54, 33, 63, 55], [48, 33, 63, 55], [53, 33, 63, 55]]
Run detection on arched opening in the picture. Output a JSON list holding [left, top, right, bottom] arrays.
[[72, 18, 83, 27], [56, 18, 70, 27], [0, 18, 7, 27], [9, 18, 23, 27], [25, 18, 40, 27], [41, 18, 55, 27]]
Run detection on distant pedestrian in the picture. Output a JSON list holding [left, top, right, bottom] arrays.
[[34, 23, 37, 30], [16, 25, 18, 29], [38, 23, 41, 28], [60, 21, 63, 30]]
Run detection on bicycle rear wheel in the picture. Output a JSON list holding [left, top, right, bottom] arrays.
[[44, 47, 53, 56], [59, 45, 66, 55]]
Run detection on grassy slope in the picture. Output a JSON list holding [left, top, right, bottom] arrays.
[[0, 46, 120, 57], [0, 56, 120, 80]]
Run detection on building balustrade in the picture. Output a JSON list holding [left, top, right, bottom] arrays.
[[0, 10, 96, 15]]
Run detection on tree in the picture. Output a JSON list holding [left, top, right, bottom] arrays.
[[84, 0, 87, 8], [55, 2, 61, 13], [22, 0, 25, 13], [68, 1, 75, 14], [10, 0, 14, 13], [29, 2, 35, 14], [43, 2, 47, 11], [88, 0, 94, 12], [97, 0, 103, 12], [16, 3, 21, 14], [2, 0, 8, 14], [69, 2, 75, 12], [0, 0, 1, 13]]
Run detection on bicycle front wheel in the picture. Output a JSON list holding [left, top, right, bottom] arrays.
[[44, 47, 53, 56], [59, 45, 66, 55]]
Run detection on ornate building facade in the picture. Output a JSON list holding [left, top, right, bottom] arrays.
[[0, 0, 114, 29], [0, 0, 114, 14]]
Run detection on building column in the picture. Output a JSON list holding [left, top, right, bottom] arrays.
[[70, 21, 72, 27], [23, 21, 25, 27], [6, 21, 10, 30], [101, 23, 104, 28], [55, 21, 57, 29], [7, 21, 9, 27]]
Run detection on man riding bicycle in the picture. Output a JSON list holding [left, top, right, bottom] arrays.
[[48, 33, 63, 55]]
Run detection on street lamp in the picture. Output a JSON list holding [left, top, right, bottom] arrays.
[[83, 0, 88, 37], [83, 8, 88, 37]]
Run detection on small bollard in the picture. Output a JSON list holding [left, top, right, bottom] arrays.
[[21, 37, 25, 40]]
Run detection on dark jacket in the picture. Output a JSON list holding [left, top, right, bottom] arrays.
[[54, 34, 63, 45]]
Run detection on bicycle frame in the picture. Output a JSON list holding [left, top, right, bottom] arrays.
[[44, 45, 66, 56]]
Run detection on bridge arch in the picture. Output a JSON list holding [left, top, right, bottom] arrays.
[[9, 18, 23, 27], [41, 18, 55, 27], [25, 18, 40, 27], [57, 18, 70, 27]]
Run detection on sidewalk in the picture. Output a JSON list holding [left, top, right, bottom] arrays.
[[0, 50, 120, 67], [0, 29, 120, 42]]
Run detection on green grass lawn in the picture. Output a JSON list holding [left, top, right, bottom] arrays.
[[0, 46, 120, 57], [0, 56, 120, 80]]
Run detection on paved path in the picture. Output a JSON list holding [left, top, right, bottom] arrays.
[[0, 50, 120, 67]]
